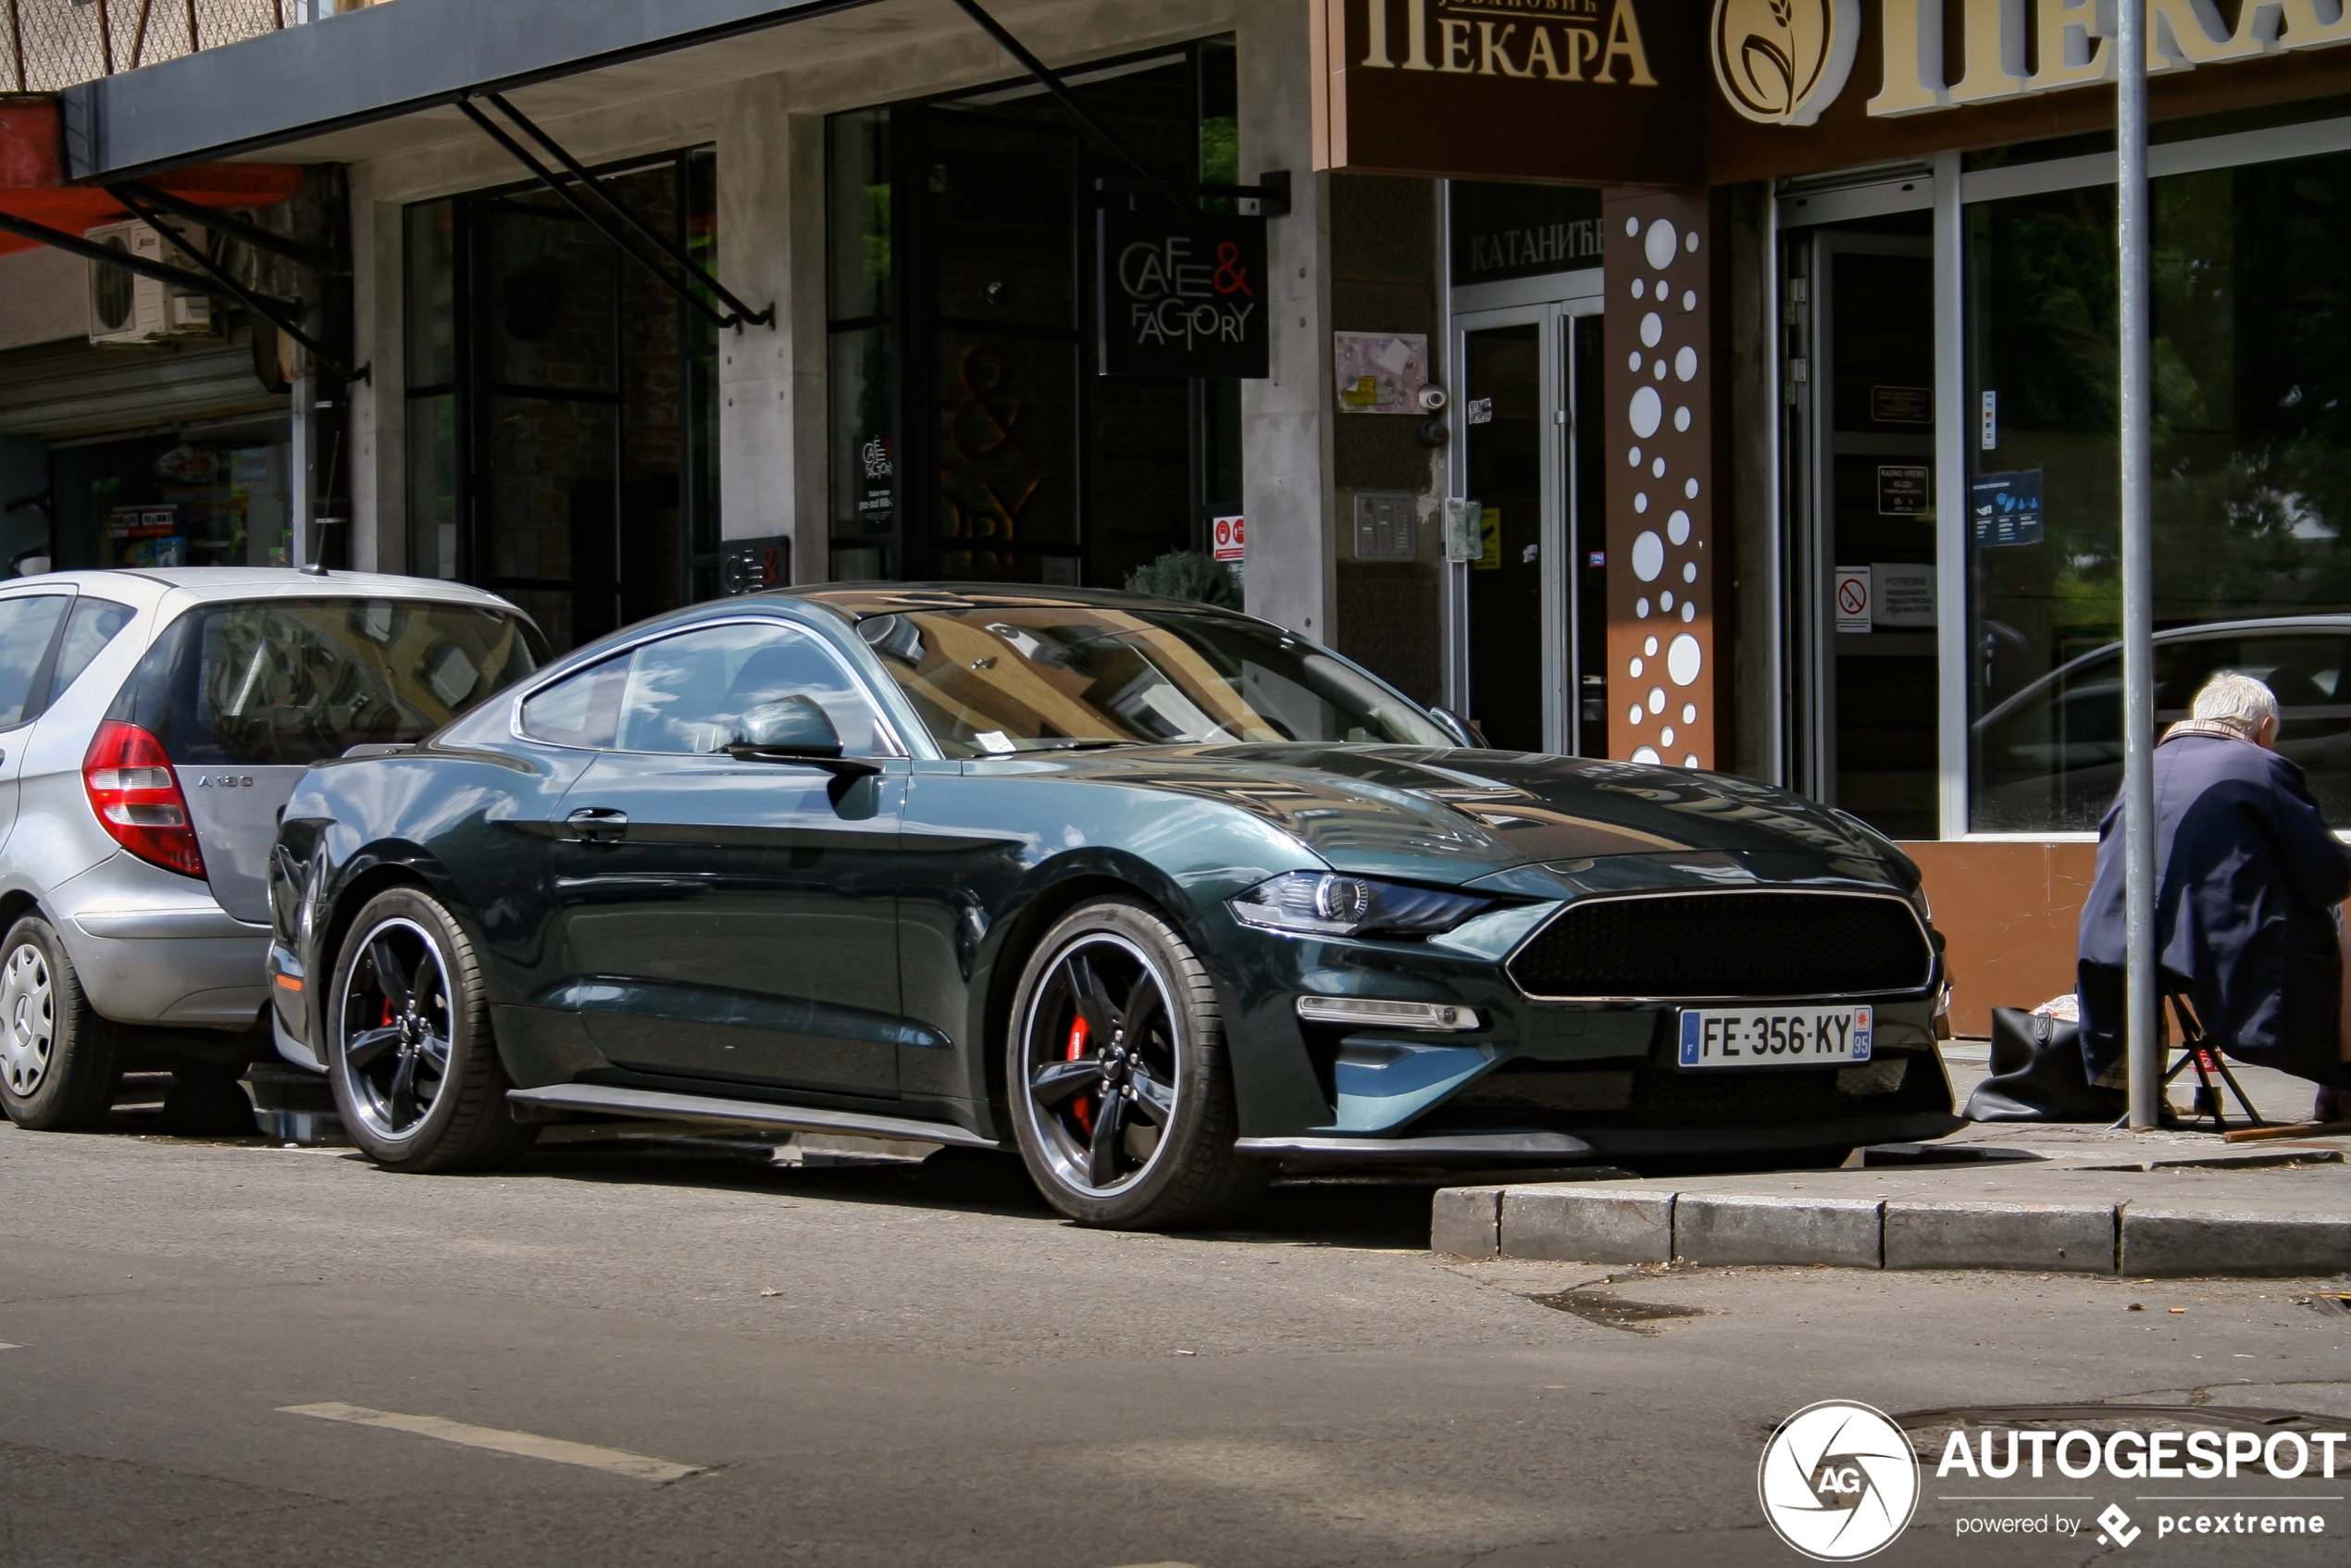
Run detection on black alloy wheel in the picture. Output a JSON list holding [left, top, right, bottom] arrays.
[[327, 888, 530, 1173], [1008, 898, 1267, 1229]]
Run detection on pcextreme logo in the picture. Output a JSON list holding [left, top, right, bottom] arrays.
[[1759, 1400, 1922, 1561], [1710, 0, 1860, 125]]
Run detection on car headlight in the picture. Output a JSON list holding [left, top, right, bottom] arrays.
[[1227, 871, 1491, 938]]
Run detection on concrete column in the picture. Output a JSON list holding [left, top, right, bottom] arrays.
[[715, 76, 827, 582], [1238, 0, 1334, 640], [348, 173, 402, 574]]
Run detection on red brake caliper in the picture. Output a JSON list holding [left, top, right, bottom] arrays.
[[1066, 1014, 1093, 1135]]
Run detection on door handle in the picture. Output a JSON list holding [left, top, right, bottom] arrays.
[[566, 807, 628, 843]]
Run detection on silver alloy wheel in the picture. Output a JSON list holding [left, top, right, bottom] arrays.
[[0, 940, 54, 1097], [1016, 931, 1182, 1198], [333, 915, 454, 1140]]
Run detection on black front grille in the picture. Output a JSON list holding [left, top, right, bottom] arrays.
[[1507, 890, 1932, 1000]]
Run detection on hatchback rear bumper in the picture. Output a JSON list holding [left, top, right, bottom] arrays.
[[43, 855, 269, 1028]]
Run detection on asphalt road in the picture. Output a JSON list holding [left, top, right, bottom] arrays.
[[3, 1114, 2347, 1568]]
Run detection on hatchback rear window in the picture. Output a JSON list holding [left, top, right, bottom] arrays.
[[109, 598, 547, 765]]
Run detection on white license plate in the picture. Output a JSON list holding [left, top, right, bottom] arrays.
[[1675, 1005, 1873, 1068]]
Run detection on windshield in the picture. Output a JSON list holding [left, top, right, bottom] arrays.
[[854, 604, 1451, 756]]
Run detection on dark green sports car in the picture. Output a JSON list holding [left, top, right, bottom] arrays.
[[267, 586, 1956, 1228]]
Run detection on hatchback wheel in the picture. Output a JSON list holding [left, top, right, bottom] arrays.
[[1008, 899, 1267, 1229], [0, 915, 118, 1130], [327, 889, 530, 1172]]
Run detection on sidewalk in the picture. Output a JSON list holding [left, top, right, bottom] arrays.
[[1434, 1118, 2351, 1279]]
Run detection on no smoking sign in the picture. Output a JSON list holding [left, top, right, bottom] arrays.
[[1835, 566, 1872, 633]]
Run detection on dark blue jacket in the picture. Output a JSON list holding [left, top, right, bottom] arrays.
[[2078, 732, 2351, 1085]]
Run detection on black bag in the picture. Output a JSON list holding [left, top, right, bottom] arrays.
[[1962, 1007, 2127, 1123]]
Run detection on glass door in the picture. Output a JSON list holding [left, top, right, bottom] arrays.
[[1450, 301, 1605, 755]]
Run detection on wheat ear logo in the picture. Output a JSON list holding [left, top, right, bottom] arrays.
[[1710, 0, 1860, 126]]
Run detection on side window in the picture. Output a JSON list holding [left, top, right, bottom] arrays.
[[611, 621, 887, 757], [518, 654, 629, 749], [47, 598, 136, 705], [0, 594, 69, 729]]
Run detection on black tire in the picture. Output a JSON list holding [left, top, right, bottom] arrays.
[[162, 1067, 259, 1139], [1006, 898, 1269, 1229], [0, 915, 118, 1131], [326, 888, 530, 1173]]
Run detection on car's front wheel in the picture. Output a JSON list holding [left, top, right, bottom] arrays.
[[1007, 898, 1268, 1229], [0, 915, 118, 1130], [327, 888, 530, 1173]]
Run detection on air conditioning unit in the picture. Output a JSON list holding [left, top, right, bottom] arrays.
[[86, 219, 214, 345]]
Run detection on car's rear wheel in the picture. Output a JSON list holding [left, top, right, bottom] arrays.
[[1007, 898, 1268, 1229], [0, 915, 118, 1130], [327, 889, 530, 1173]]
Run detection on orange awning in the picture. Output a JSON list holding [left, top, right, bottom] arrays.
[[0, 95, 302, 257]]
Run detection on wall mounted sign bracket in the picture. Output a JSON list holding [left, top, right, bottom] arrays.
[[455, 92, 776, 331]]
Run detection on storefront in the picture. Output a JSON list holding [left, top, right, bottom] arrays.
[[1312, 0, 2351, 1027]]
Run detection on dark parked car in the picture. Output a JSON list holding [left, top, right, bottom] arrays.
[[268, 586, 1955, 1228]]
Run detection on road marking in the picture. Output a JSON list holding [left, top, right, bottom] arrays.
[[0, 1342, 19, 1350], [278, 1402, 700, 1483]]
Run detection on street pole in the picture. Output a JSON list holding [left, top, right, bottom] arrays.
[[2118, 0, 2158, 1129]]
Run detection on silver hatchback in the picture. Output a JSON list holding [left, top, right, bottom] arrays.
[[0, 568, 544, 1132]]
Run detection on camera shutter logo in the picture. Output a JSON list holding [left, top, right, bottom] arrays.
[[1758, 1400, 1920, 1561], [1710, 0, 1860, 126]]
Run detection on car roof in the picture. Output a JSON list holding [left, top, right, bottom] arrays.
[[774, 581, 1245, 619], [1, 566, 524, 614]]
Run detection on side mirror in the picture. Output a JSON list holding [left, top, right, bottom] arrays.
[[733, 695, 842, 756]]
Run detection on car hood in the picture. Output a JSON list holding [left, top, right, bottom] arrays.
[[1029, 744, 1916, 890]]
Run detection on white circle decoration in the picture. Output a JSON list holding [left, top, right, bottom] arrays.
[[1636, 597, 1650, 617], [1643, 218, 1678, 270], [1644, 635, 1659, 656], [1686, 477, 1700, 499], [1627, 350, 1643, 372], [1629, 386, 1662, 439], [1686, 230, 1699, 253], [1682, 703, 1698, 724], [1668, 633, 1702, 686], [1660, 727, 1675, 747], [1667, 510, 1690, 545], [1653, 359, 1668, 380], [1651, 456, 1667, 479], [1640, 311, 1663, 348], [1628, 703, 1644, 726], [1682, 601, 1697, 622], [1623, 215, 1640, 237], [1661, 590, 1674, 609], [1631, 530, 1664, 581], [1685, 753, 1700, 767], [1648, 687, 1667, 714], [1684, 561, 1698, 583], [1632, 745, 1661, 765], [1682, 289, 1698, 312], [1635, 492, 1649, 514], [1628, 445, 1643, 467], [1758, 1400, 1919, 1562], [1628, 656, 1644, 678], [1673, 405, 1692, 432], [1631, 278, 1646, 299], [1675, 345, 1699, 381]]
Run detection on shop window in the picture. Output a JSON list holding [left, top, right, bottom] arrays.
[[404, 147, 719, 653], [1967, 148, 2351, 830], [823, 38, 1240, 589]]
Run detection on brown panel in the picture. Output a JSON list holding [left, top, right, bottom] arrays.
[[1601, 187, 1715, 769], [1316, 0, 1704, 184], [1903, 839, 2097, 1038]]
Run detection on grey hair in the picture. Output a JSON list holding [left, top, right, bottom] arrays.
[[2191, 671, 2280, 732]]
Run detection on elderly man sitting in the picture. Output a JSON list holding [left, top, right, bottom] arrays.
[[2077, 671, 2351, 1123]]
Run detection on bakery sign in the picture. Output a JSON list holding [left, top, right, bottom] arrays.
[[1717, 0, 2351, 127], [1357, 0, 1658, 84]]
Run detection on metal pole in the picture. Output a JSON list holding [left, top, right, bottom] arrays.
[[2118, 0, 2158, 1130]]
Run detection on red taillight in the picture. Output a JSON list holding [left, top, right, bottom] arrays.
[[83, 720, 205, 879]]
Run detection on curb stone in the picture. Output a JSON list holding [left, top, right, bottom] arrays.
[[1883, 1200, 2116, 1274], [1675, 1194, 1884, 1268], [2120, 1208, 2351, 1278], [1501, 1187, 1674, 1263], [1430, 1187, 1501, 1259]]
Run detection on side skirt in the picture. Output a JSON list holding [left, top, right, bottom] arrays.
[[506, 1083, 1001, 1149]]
